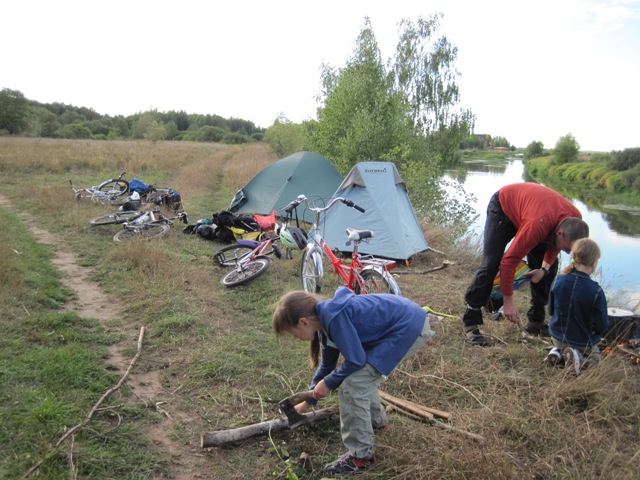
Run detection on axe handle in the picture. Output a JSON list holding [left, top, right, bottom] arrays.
[[285, 390, 316, 406]]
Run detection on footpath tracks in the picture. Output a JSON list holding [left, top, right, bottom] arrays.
[[0, 193, 201, 479]]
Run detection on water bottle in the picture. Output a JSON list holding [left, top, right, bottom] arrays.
[[134, 212, 150, 225]]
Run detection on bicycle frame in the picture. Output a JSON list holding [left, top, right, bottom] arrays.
[[288, 195, 400, 295], [69, 171, 129, 203], [308, 225, 397, 293], [69, 180, 122, 203], [216, 234, 282, 288], [234, 236, 280, 268]]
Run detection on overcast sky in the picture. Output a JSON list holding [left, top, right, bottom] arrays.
[[3, 0, 639, 151]]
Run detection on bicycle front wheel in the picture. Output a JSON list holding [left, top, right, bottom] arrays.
[[113, 224, 170, 242], [220, 258, 270, 287], [90, 211, 145, 226], [98, 179, 130, 196], [213, 244, 255, 267], [355, 268, 401, 295], [301, 249, 323, 293]]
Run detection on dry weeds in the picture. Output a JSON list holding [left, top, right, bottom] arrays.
[[1, 138, 638, 480]]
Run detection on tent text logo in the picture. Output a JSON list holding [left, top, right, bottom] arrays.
[[364, 168, 387, 174]]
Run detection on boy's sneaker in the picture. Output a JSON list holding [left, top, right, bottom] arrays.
[[562, 347, 582, 374], [544, 347, 563, 367], [324, 452, 376, 474]]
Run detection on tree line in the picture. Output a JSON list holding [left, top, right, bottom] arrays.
[[0, 88, 265, 144]]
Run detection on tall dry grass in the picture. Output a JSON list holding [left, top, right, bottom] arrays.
[[1, 138, 639, 479], [223, 142, 278, 191]]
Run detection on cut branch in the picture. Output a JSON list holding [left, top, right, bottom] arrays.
[[379, 390, 450, 420], [201, 406, 338, 448], [379, 390, 484, 442], [21, 327, 146, 479]]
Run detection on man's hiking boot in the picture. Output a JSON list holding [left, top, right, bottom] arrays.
[[465, 326, 491, 346], [544, 347, 563, 367], [324, 452, 376, 474], [562, 347, 582, 375], [524, 321, 550, 337]]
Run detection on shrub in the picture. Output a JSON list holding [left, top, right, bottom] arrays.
[[524, 140, 544, 159], [56, 123, 92, 139], [221, 132, 248, 144], [608, 147, 640, 171], [553, 133, 579, 165]]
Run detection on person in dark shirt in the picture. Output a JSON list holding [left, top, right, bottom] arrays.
[[463, 182, 589, 346], [546, 238, 609, 374], [273, 287, 434, 474]]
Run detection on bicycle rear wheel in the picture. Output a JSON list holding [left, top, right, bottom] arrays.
[[213, 244, 255, 267], [98, 179, 130, 196], [90, 211, 145, 226], [220, 258, 270, 287], [113, 224, 170, 242], [355, 268, 401, 295], [301, 249, 323, 293]]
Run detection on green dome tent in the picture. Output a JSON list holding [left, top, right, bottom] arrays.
[[320, 162, 429, 260], [228, 151, 343, 224]]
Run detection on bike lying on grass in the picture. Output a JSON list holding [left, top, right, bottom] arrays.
[[69, 171, 130, 203], [214, 232, 283, 287], [284, 194, 401, 295], [113, 209, 189, 242], [90, 208, 189, 241]]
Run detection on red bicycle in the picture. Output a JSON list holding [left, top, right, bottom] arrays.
[[284, 194, 401, 295]]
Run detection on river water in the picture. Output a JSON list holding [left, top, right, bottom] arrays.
[[445, 157, 640, 311]]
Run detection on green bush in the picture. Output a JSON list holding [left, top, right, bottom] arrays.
[[222, 132, 248, 144], [553, 133, 579, 165], [524, 140, 544, 159], [56, 123, 92, 139], [608, 147, 640, 171]]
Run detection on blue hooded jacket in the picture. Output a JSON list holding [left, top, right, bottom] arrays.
[[310, 287, 427, 391], [548, 270, 608, 347]]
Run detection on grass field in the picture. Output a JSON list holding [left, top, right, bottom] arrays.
[[1, 137, 639, 479]]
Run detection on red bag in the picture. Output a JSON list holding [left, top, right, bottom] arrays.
[[253, 210, 276, 231]]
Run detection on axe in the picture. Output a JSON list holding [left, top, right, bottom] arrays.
[[278, 390, 317, 428]]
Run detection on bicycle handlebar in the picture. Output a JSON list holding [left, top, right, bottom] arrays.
[[285, 194, 365, 215]]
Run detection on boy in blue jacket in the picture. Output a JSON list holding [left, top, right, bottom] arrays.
[[546, 238, 609, 374], [273, 287, 434, 474]]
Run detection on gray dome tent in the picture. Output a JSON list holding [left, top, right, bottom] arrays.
[[320, 162, 429, 260], [228, 151, 343, 224]]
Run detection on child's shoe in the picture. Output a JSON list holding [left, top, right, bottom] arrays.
[[562, 347, 582, 374], [544, 347, 563, 367], [324, 452, 376, 473], [373, 424, 390, 434]]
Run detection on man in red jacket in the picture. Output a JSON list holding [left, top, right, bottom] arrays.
[[463, 182, 589, 346]]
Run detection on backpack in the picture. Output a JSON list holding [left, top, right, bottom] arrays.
[[211, 211, 259, 243], [129, 178, 150, 193]]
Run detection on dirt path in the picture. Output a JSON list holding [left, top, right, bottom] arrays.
[[0, 194, 198, 479]]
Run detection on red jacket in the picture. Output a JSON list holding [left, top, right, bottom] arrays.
[[498, 183, 581, 296]]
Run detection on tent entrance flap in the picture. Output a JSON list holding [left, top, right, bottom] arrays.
[[229, 189, 248, 211]]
